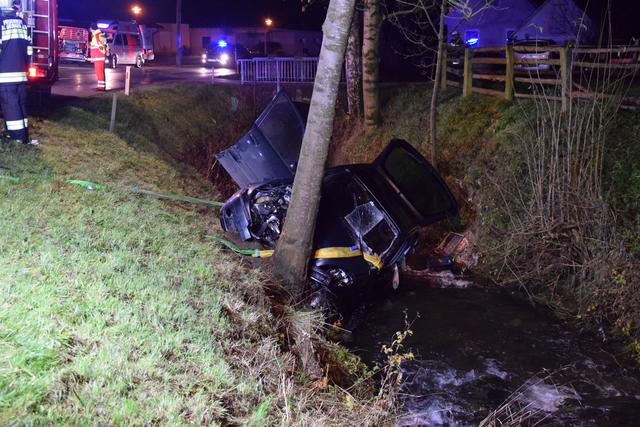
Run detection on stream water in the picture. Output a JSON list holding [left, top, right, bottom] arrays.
[[348, 281, 640, 426]]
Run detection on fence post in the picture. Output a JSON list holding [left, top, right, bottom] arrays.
[[440, 48, 448, 91], [276, 60, 281, 92], [505, 45, 514, 101], [124, 66, 131, 96], [463, 48, 472, 97], [560, 46, 571, 112], [109, 93, 117, 132]]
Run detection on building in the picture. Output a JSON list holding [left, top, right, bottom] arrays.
[[153, 24, 322, 57], [445, 0, 596, 48], [511, 0, 595, 44]]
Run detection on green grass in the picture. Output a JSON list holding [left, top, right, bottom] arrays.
[[0, 123, 265, 424], [0, 85, 388, 426]]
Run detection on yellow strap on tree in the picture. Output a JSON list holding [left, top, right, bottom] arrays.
[[250, 246, 382, 270], [313, 247, 362, 259]]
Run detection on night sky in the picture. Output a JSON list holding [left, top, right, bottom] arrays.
[[58, 0, 327, 30], [58, 0, 638, 40]]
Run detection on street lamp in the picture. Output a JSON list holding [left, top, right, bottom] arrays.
[[176, 0, 182, 66], [131, 5, 142, 16], [263, 18, 274, 57]]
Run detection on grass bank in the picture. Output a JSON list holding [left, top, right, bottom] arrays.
[[331, 84, 640, 361], [0, 85, 387, 425]]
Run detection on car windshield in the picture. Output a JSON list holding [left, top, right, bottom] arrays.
[[345, 201, 396, 257], [336, 180, 398, 257]]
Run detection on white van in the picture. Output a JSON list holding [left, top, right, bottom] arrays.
[[97, 21, 148, 68]]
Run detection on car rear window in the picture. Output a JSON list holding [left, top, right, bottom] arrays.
[[382, 147, 453, 217]]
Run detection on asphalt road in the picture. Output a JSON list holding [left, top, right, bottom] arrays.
[[53, 63, 238, 98]]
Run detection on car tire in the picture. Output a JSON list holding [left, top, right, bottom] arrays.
[[135, 55, 143, 69], [110, 55, 117, 69]]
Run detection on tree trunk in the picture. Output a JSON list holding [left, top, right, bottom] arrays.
[[273, 0, 356, 294], [363, 0, 381, 131], [428, 0, 447, 169], [346, 4, 363, 118]]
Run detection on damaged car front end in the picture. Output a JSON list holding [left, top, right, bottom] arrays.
[[216, 91, 458, 311]]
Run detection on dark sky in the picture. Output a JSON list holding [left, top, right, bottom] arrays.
[[58, 0, 638, 39], [58, 0, 327, 30]]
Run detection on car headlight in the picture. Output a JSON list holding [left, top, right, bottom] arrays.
[[201, 53, 207, 64], [220, 53, 230, 65]]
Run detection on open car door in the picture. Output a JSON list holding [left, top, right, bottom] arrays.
[[216, 90, 306, 187], [374, 139, 458, 226]]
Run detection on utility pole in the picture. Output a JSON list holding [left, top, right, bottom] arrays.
[[176, 0, 182, 66]]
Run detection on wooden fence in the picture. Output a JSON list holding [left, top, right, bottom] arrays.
[[442, 45, 640, 110]]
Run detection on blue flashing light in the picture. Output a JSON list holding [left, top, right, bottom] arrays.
[[217, 39, 228, 48], [466, 37, 479, 46], [97, 23, 110, 29]]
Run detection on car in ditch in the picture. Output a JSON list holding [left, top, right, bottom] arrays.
[[216, 91, 458, 311]]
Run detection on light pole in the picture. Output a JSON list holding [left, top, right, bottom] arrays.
[[176, 0, 182, 66], [264, 18, 273, 57]]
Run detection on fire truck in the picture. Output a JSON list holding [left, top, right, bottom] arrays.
[[58, 25, 88, 63], [13, 0, 59, 93]]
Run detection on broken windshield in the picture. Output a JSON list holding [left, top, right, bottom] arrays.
[[345, 201, 397, 257]]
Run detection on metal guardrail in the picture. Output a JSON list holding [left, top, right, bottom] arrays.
[[238, 57, 319, 86]]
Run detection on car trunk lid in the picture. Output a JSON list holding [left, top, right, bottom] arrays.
[[373, 139, 458, 226]]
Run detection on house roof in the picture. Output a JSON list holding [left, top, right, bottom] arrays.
[[512, 0, 593, 40], [445, 0, 537, 30]]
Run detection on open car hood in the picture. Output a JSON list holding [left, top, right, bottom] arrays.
[[216, 90, 306, 187]]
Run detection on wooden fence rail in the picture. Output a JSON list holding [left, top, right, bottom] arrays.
[[443, 45, 640, 110]]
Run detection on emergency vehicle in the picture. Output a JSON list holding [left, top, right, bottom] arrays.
[[94, 21, 154, 69], [18, 0, 59, 93], [58, 25, 88, 63]]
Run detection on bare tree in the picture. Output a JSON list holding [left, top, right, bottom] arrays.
[[388, 0, 495, 166], [363, 0, 382, 130], [273, 0, 357, 292], [346, 2, 364, 118]]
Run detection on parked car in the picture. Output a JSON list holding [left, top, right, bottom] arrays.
[[513, 39, 557, 71], [97, 21, 148, 69], [216, 91, 458, 311], [201, 41, 250, 68]]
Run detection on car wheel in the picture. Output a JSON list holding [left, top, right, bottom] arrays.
[[110, 55, 117, 69], [135, 55, 143, 69]]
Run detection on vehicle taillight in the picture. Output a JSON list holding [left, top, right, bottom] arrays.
[[28, 66, 46, 79]]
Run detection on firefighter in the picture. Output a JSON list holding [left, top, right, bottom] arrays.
[[0, 0, 32, 144], [89, 26, 108, 91]]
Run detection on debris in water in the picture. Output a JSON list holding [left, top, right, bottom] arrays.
[[435, 232, 478, 271]]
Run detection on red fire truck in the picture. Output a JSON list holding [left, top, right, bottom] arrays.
[[58, 25, 88, 63], [22, 0, 59, 93]]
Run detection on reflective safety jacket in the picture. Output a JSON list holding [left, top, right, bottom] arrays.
[[89, 29, 107, 61], [0, 11, 32, 84]]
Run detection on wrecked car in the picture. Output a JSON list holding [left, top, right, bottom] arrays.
[[216, 91, 458, 310]]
